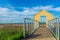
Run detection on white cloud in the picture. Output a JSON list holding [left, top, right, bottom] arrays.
[[40, 5, 53, 10], [23, 9, 30, 13], [23, 5, 60, 12], [0, 7, 9, 16], [0, 7, 22, 17], [52, 7, 60, 11], [0, 7, 24, 23], [32, 5, 53, 10]]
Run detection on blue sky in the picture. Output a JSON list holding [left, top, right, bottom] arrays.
[[0, 0, 60, 23]]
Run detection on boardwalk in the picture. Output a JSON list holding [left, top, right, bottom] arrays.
[[22, 27, 56, 40]]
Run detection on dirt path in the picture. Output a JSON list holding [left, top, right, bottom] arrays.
[[21, 27, 56, 40]]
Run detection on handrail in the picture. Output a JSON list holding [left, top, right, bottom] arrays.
[[48, 18, 59, 21]]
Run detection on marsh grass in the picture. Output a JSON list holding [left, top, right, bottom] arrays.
[[0, 26, 23, 40]]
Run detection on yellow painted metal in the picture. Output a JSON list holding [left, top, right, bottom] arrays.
[[34, 10, 54, 27]]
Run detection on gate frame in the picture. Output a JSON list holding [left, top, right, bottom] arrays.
[[23, 18, 39, 38], [48, 18, 59, 40]]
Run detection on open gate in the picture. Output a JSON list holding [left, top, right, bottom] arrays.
[[48, 18, 60, 40], [23, 18, 39, 38]]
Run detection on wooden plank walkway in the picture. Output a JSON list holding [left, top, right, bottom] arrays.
[[21, 27, 56, 40]]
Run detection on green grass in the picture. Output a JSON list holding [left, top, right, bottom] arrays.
[[0, 29, 23, 40]]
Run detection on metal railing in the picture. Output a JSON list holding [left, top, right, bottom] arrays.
[[48, 18, 60, 40], [23, 18, 39, 38]]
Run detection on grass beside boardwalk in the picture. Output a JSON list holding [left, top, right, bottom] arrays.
[[0, 27, 23, 40]]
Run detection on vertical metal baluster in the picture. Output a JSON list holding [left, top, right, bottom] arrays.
[[57, 18, 59, 40], [23, 18, 26, 38]]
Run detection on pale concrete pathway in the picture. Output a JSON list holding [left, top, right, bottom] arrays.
[[21, 27, 56, 40]]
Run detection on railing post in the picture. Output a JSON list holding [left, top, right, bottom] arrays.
[[56, 18, 59, 40], [57, 18, 59, 40], [55, 18, 58, 40], [23, 18, 26, 38]]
